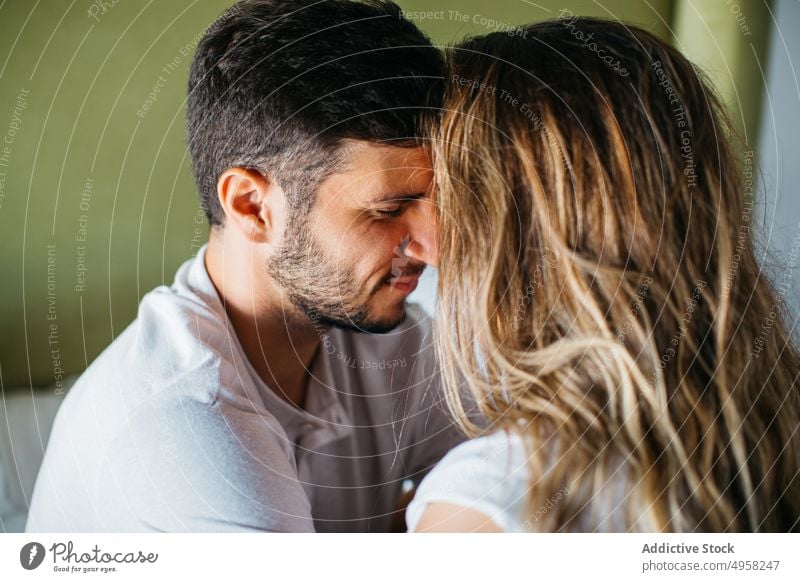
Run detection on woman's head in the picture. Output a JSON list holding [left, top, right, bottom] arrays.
[[432, 17, 800, 531]]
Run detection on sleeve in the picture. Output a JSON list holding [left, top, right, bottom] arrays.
[[405, 431, 530, 533], [96, 397, 315, 532]]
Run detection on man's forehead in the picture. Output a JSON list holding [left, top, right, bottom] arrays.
[[320, 141, 433, 203], [338, 140, 430, 171]]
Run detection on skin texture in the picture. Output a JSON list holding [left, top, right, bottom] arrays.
[[203, 142, 438, 409], [414, 503, 503, 533]]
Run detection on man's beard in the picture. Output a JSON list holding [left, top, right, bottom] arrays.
[[266, 214, 405, 334]]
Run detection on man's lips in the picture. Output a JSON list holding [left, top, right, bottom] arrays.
[[386, 269, 423, 293], [387, 275, 420, 293]]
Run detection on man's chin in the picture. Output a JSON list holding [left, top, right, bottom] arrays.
[[309, 306, 407, 334]]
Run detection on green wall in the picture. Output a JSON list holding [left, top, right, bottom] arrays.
[[0, 0, 233, 390], [397, 0, 672, 40], [0, 0, 768, 389], [671, 0, 772, 147]]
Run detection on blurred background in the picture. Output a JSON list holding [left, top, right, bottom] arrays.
[[0, 0, 798, 531]]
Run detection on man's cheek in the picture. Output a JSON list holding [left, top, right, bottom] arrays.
[[350, 232, 398, 268]]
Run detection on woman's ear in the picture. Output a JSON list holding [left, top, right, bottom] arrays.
[[216, 167, 286, 244]]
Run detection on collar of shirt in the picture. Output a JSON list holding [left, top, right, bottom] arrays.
[[186, 243, 354, 453]]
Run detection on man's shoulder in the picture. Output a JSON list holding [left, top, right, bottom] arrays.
[[81, 276, 227, 385], [36, 375, 311, 532]]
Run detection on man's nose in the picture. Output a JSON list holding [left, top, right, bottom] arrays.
[[403, 197, 439, 267]]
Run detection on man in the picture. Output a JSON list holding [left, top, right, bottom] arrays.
[[27, 0, 458, 533]]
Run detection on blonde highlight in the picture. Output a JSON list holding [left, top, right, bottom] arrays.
[[431, 18, 800, 532]]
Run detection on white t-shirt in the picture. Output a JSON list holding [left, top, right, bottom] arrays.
[[407, 429, 630, 532], [407, 430, 534, 532], [26, 244, 462, 532]]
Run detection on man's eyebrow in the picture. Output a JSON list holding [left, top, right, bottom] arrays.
[[367, 192, 427, 205]]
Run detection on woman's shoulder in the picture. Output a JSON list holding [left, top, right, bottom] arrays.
[[435, 429, 528, 473], [407, 429, 532, 532]]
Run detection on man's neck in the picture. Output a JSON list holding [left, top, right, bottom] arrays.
[[204, 235, 323, 409]]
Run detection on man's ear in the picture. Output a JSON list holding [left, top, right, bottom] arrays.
[[216, 167, 285, 244]]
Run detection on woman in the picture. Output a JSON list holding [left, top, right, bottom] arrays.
[[406, 17, 800, 532]]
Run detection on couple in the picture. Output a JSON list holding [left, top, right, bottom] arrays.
[[28, 0, 800, 533]]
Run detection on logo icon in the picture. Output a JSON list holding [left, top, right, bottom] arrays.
[[390, 235, 413, 288], [20, 542, 46, 570]]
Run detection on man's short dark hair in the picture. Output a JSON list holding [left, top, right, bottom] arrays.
[[187, 0, 444, 228]]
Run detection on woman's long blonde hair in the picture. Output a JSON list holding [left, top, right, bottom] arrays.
[[432, 17, 800, 531]]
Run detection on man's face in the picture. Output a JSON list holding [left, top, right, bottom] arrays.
[[267, 142, 436, 333]]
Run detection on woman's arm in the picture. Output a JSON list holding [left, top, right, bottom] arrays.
[[413, 502, 503, 532]]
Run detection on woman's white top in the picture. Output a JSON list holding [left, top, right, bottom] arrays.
[[407, 429, 629, 532], [406, 430, 534, 532]]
